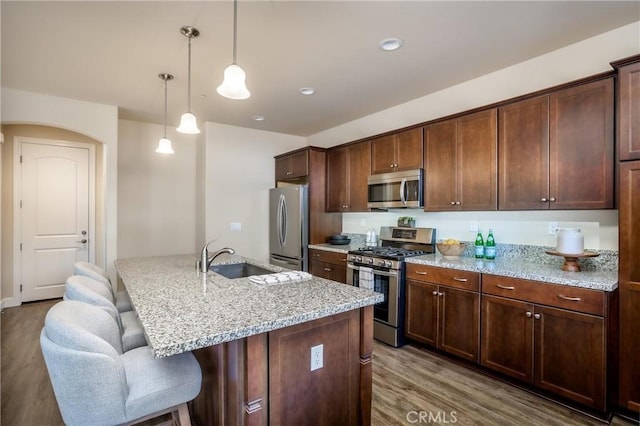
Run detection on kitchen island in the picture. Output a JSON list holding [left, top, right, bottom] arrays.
[[115, 254, 382, 426]]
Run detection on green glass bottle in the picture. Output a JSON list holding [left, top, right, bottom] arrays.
[[485, 229, 496, 260], [474, 230, 484, 258]]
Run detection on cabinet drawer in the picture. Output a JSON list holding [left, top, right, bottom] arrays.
[[482, 274, 605, 316], [309, 260, 346, 283], [406, 264, 480, 292], [309, 249, 348, 266]]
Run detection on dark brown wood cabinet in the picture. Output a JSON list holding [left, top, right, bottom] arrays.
[[308, 248, 347, 283], [326, 140, 371, 212], [612, 55, 640, 161], [424, 109, 497, 211], [499, 78, 614, 210], [498, 95, 550, 210], [405, 264, 480, 362], [618, 160, 640, 412], [274, 147, 342, 245], [371, 127, 423, 174], [275, 149, 309, 181], [192, 307, 374, 426], [481, 275, 608, 411]]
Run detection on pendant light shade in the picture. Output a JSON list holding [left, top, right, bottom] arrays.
[[177, 26, 200, 134], [177, 112, 199, 134], [156, 137, 174, 154], [217, 64, 250, 100], [217, 0, 250, 100], [156, 73, 175, 154]]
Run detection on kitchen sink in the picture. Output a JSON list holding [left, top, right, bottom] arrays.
[[210, 262, 274, 279]]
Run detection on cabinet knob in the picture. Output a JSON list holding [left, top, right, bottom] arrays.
[[549, 197, 556, 202], [324, 268, 332, 272], [433, 291, 439, 296], [534, 313, 541, 320], [438, 292, 444, 297], [451, 201, 456, 205], [525, 311, 532, 318], [455, 201, 461, 205], [540, 197, 548, 202]]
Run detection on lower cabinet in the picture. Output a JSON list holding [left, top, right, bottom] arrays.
[[309, 248, 347, 283], [405, 264, 480, 362], [481, 275, 607, 411]]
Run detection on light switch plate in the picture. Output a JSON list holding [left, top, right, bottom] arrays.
[[230, 222, 241, 231], [548, 222, 559, 235]]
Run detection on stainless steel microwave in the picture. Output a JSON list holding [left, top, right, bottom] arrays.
[[367, 169, 423, 209]]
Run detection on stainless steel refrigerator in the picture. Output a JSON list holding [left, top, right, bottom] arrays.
[[269, 185, 309, 271]]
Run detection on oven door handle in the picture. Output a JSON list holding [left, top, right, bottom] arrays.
[[347, 264, 398, 277]]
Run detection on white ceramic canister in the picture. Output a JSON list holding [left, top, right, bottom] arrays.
[[556, 228, 584, 255]]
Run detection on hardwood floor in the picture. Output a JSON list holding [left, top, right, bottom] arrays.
[[1, 300, 637, 425]]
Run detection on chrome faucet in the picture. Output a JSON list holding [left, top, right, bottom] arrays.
[[200, 240, 235, 273]]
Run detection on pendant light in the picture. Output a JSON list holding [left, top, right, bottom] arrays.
[[156, 73, 175, 154], [217, 0, 250, 100], [177, 26, 201, 134]]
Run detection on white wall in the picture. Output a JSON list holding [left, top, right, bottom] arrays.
[[343, 210, 619, 251], [0, 88, 119, 291], [307, 22, 640, 148], [308, 21, 640, 251], [202, 122, 306, 263], [117, 120, 197, 258]]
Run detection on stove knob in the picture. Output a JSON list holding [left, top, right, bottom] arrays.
[[367, 258, 374, 264], [355, 256, 362, 263], [385, 260, 392, 268]]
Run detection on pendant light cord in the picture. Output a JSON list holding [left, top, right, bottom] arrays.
[[233, 0, 238, 64], [163, 78, 168, 137], [187, 37, 192, 112]]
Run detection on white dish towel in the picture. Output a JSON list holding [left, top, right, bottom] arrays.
[[358, 267, 375, 291]]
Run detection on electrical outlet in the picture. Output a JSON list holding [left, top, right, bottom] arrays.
[[230, 222, 241, 231], [310, 344, 323, 371], [548, 222, 559, 235], [469, 221, 478, 233], [360, 219, 366, 226]]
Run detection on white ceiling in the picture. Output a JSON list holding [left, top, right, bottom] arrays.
[[2, 1, 639, 136]]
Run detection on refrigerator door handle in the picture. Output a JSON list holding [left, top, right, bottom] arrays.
[[278, 194, 287, 247]]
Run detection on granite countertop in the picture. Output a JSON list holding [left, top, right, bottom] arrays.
[[114, 254, 383, 358], [405, 254, 617, 292], [309, 242, 618, 292]]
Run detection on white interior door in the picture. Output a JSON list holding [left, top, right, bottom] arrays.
[[18, 139, 94, 302]]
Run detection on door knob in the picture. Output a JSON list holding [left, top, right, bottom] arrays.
[[81, 230, 87, 235], [76, 239, 88, 244]]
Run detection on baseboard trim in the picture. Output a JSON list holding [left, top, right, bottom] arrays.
[[1, 297, 21, 311]]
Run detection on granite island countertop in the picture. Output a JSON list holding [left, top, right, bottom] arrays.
[[115, 254, 383, 358]]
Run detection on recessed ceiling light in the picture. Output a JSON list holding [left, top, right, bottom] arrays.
[[252, 115, 265, 121], [299, 88, 315, 96], [379, 38, 403, 51]]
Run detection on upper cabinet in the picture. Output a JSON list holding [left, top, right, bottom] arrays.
[[371, 127, 423, 174], [613, 55, 640, 161], [326, 140, 371, 212], [275, 149, 309, 182], [424, 109, 497, 211], [499, 78, 614, 210]]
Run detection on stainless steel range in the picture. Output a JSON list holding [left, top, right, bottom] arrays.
[[347, 226, 436, 347]]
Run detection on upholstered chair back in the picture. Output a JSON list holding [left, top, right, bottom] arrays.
[[40, 301, 128, 424], [64, 275, 122, 330]]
